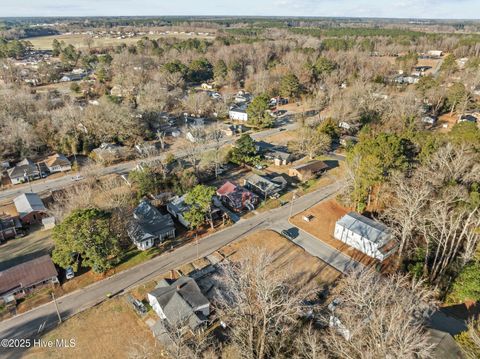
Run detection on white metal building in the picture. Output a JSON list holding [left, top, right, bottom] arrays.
[[333, 212, 397, 261]]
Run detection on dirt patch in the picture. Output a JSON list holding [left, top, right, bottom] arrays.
[[436, 112, 458, 133], [25, 297, 164, 359], [262, 130, 298, 146], [219, 229, 342, 286], [291, 199, 397, 273]]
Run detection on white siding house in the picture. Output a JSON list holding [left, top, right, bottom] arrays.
[[229, 108, 248, 122], [334, 212, 397, 261]]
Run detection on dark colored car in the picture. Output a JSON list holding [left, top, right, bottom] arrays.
[[281, 227, 299, 240]]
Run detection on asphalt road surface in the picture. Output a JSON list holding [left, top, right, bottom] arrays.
[[0, 181, 354, 359]]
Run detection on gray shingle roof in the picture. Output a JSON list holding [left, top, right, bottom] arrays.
[[246, 173, 281, 194], [7, 158, 39, 179], [336, 212, 391, 244], [128, 201, 175, 244], [149, 276, 209, 329]]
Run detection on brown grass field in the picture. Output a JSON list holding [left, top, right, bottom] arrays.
[[26, 32, 215, 50], [218, 229, 342, 286], [25, 297, 164, 359]]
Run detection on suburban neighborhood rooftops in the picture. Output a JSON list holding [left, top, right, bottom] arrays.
[[336, 212, 391, 245], [13, 193, 47, 218], [0, 255, 58, 296]]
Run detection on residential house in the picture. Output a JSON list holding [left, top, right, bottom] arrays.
[[167, 195, 191, 228], [217, 181, 258, 212], [458, 114, 478, 124], [333, 212, 397, 261], [13, 193, 48, 225], [0, 255, 58, 299], [234, 91, 252, 104], [59, 73, 86, 82], [148, 276, 210, 332], [289, 160, 328, 182], [91, 143, 126, 164], [422, 116, 437, 125], [44, 153, 72, 173], [264, 149, 292, 166], [223, 124, 246, 137], [243, 174, 286, 200], [254, 141, 292, 165], [412, 66, 432, 77], [128, 200, 175, 251], [184, 116, 205, 127], [229, 105, 248, 122], [338, 121, 352, 130], [427, 50, 443, 58], [7, 158, 41, 185], [201, 82, 215, 90], [0, 216, 19, 242]]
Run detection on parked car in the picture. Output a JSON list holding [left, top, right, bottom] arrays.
[[72, 174, 84, 181], [65, 267, 75, 280], [127, 294, 147, 315], [281, 228, 299, 240]]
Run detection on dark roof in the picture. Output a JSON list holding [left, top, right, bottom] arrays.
[[0, 255, 58, 295], [128, 201, 175, 243], [255, 141, 276, 152], [7, 158, 39, 179], [245, 174, 281, 194], [149, 276, 209, 329], [265, 149, 291, 161], [292, 160, 328, 173], [0, 216, 16, 231], [217, 181, 258, 210]]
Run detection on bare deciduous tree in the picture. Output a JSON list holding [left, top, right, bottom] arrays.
[[322, 269, 435, 359], [290, 126, 331, 160], [214, 247, 311, 359]]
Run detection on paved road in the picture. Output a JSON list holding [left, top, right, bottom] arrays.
[[0, 121, 298, 203], [0, 181, 351, 358], [275, 220, 363, 273]]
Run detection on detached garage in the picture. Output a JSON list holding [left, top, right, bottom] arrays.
[[333, 212, 397, 261]]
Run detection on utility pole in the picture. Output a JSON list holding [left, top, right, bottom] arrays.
[[289, 191, 297, 218], [24, 170, 33, 192], [51, 292, 62, 324], [196, 234, 199, 260]]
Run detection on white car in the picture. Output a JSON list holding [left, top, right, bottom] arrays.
[[65, 267, 75, 280], [72, 174, 84, 181]]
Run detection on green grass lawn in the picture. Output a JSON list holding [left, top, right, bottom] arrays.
[[112, 247, 163, 273]]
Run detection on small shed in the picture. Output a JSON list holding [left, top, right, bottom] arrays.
[[42, 216, 56, 230]]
